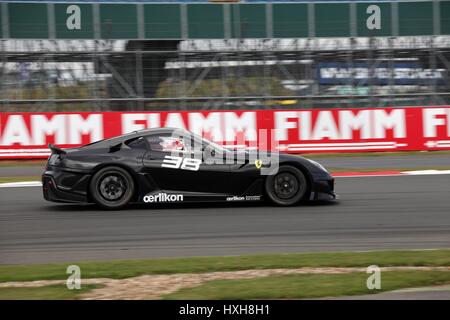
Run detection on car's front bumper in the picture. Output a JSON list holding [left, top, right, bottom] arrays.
[[310, 177, 338, 201]]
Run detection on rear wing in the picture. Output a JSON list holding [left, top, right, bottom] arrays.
[[48, 144, 66, 155]]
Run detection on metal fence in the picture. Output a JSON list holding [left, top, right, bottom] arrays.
[[1, 36, 450, 111], [1, 0, 450, 112]]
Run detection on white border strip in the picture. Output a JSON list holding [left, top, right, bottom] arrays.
[[0, 181, 42, 188], [0, 153, 51, 157], [402, 170, 450, 175], [0, 149, 50, 153], [337, 170, 450, 178]]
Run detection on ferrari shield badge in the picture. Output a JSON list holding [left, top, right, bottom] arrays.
[[255, 159, 263, 169]]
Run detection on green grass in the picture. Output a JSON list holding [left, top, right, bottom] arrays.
[[0, 160, 46, 167], [0, 176, 41, 183], [0, 284, 99, 300], [164, 271, 450, 300], [0, 249, 449, 283]]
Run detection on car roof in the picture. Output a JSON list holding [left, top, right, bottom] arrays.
[[81, 127, 189, 149], [130, 127, 185, 136]]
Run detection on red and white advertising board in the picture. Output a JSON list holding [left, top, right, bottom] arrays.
[[1, 106, 450, 159]]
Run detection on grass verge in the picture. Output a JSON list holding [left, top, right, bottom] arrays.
[[0, 249, 449, 283], [0, 160, 46, 167], [163, 271, 450, 300], [0, 176, 41, 183], [0, 284, 100, 300]]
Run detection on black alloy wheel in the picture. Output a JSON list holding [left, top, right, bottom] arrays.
[[89, 166, 135, 209], [265, 165, 309, 206]]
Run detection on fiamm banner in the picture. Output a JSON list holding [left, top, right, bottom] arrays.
[[1, 106, 450, 159]]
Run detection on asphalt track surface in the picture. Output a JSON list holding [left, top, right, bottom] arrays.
[[323, 284, 450, 300], [1, 174, 449, 264]]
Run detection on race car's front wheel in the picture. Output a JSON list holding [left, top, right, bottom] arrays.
[[265, 165, 309, 206], [89, 166, 135, 209]]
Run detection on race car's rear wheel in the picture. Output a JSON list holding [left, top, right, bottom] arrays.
[[89, 166, 135, 209], [265, 165, 308, 206]]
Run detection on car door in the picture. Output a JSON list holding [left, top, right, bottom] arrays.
[[142, 133, 231, 195], [227, 151, 264, 195]]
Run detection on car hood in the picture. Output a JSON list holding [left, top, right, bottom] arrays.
[[236, 150, 308, 162], [235, 149, 331, 176]]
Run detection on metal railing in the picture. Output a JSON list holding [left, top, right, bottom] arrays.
[[1, 37, 449, 111]]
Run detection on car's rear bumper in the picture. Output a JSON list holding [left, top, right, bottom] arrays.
[[42, 171, 89, 203]]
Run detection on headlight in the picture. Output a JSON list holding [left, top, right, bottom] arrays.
[[308, 159, 328, 172]]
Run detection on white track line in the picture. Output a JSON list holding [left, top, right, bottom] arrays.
[[402, 170, 450, 175], [336, 174, 404, 178], [0, 181, 42, 188], [336, 170, 450, 178]]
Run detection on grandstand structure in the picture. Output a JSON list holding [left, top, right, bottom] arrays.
[[0, 0, 449, 111]]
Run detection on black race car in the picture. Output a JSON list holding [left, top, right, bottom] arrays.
[[42, 127, 336, 209]]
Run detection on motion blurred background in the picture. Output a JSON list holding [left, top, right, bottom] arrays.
[[1, 3, 450, 298], [1, 0, 449, 112]]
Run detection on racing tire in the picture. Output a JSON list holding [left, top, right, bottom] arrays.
[[265, 165, 309, 206], [89, 166, 135, 210]]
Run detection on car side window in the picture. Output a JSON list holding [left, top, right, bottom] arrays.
[[144, 134, 183, 152], [125, 136, 147, 150], [145, 135, 165, 152]]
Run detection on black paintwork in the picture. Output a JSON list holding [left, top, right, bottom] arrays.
[[42, 128, 336, 205]]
